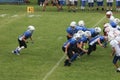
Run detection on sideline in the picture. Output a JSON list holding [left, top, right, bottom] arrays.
[[42, 15, 106, 80]]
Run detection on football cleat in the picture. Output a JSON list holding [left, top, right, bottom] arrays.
[[116, 70, 120, 72], [12, 50, 20, 55], [116, 68, 120, 72]]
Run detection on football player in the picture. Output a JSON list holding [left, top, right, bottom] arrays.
[[12, 25, 35, 55]]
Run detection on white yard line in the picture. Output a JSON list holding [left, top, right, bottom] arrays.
[[11, 14, 18, 17], [42, 15, 106, 80], [92, 16, 106, 27], [0, 14, 7, 17], [42, 55, 65, 80], [0, 13, 26, 29]]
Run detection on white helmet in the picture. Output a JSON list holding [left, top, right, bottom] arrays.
[[28, 25, 35, 31], [104, 23, 111, 28], [77, 30, 84, 35], [77, 30, 85, 37], [117, 25, 120, 30], [78, 20, 85, 26], [84, 31, 91, 37], [114, 18, 120, 24], [104, 27, 111, 32], [73, 33, 81, 40], [70, 21, 76, 27], [95, 27, 101, 33], [106, 11, 113, 16]]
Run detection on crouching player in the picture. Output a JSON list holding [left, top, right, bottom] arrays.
[[62, 33, 81, 66], [110, 38, 120, 72], [66, 21, 79, 40], [12, 25, 35, 55], [87, 27, 101, 37], [76, 30, 89, 56], [87, 35, 108, 55]]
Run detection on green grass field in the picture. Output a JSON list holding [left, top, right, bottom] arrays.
[[0, 4, 120, 80]]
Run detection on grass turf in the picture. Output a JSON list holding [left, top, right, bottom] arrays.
[[0, 4, 120, 80]]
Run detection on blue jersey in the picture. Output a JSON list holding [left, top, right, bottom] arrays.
[[89, 35, 105, 46], [66, 26, 80, 36], [77, 25, 87, 31], [18, 30, 33, 41], [63, 38, 77, 48], [87, 28, 99, 37], [78, 35, 88, 43]]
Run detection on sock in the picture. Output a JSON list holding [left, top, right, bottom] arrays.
[[70, 53, 78, 62], [81, 6, 83, 9], [17, 46, 25, 52], [103, 42, 107, 48], [119, 8, 120, 11], [80, 51, 85, 56], [64, 59, 69, 66]]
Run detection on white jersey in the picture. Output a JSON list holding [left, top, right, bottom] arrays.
[[107, 27, 120, 41], [115, 36, 120, 42], [113, 29, 120, 37], [88, 0, 94, 3], [69, 0, 74, 1], [108, 31, 115, 41], [117, 25, 120, 30], [69, 0, 75, 4], [106, 0, 113, 2], [116, 0, 120, 1], [109, 15, 115, 23], [104, 25, 115, 34], [110, 40, 120, 56]]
